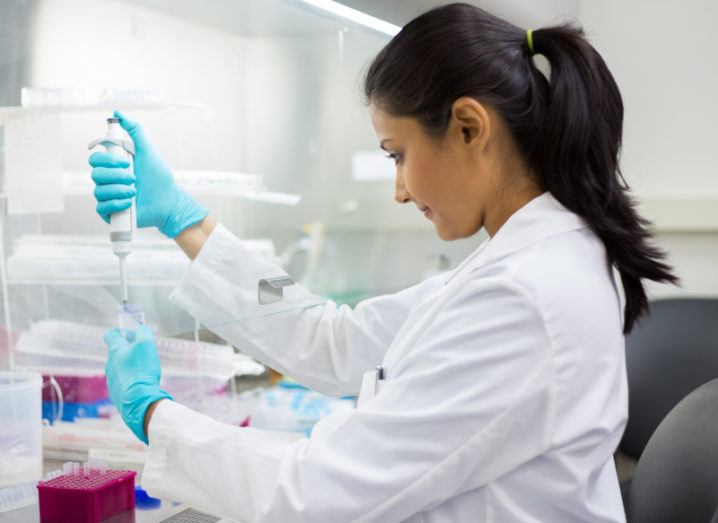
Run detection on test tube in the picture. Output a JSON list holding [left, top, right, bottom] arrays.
[[44, 470, 61, 481], [117, 303, 145, 333]]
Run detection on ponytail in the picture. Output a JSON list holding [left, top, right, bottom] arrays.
[[527, 25, 678, 333], [364, 3, 678, 333]]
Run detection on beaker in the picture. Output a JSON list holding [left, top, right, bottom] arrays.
[[0, 371, 42, 487]]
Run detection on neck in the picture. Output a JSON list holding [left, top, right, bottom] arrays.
[[484, 172, 544, 238]]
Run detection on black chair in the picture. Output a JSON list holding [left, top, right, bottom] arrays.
[[627, 378, 718, 522], [620, 298, 718, 460]]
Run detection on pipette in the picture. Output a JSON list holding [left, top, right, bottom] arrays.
[[88, 117, 135, 306], [119, 255, 128, 304]]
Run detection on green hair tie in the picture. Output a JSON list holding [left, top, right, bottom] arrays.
[[526, 29, 536, 56]]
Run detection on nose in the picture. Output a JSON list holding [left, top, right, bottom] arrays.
[[394, 170, 412, 205]]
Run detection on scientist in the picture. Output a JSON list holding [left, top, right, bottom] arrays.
[[90, 4, 677, 522]]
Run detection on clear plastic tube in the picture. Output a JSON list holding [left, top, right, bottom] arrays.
[[117, 303, 145, 333], [119, 256, 128, 304]]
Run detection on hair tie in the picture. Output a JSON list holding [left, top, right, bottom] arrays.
[[526, 29, 536, 56]]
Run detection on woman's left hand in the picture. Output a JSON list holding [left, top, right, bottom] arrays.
[[103, 324, 173, 444]]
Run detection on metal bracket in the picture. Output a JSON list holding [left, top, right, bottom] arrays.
[[258, 276, 295, 305]]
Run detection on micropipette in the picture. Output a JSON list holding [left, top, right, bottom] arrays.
[[88, 117, 135, 306]]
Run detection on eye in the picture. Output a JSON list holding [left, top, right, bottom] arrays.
[[385, 152, 402, 165]]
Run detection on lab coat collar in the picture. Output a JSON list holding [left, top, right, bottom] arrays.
[[466, 191, 588, 273]]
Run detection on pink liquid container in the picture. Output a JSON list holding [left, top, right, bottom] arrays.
[[42, 375, 108, 404]]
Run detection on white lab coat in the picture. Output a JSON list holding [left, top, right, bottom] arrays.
[[142, 192, 628, 523]]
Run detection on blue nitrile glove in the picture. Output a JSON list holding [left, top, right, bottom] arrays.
[[89, 110, 208, 238], [104, 324, 173, 444]]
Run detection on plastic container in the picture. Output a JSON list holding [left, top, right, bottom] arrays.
[[0, 371, 42, 487], [134, 486, 161, 510], [117, 303, 145, 332], [0, 480, 38, 513], [247, 384, 354, 437], [42, 374, 108, 404], [41, 374, 111, 423], [41, 399, 113, 423], [37, 463, 136, 523], [14, 319, 260, 382]]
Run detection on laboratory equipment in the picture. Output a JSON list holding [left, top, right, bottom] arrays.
[[21, 87, 166, 107], [246, 382, 354, 437], [87, 116, 135, 306], [117, 302, 145, 332], [42, 374, 107, 404], [41, 374, 110, 423], [65, 168, 300, 205], [6, 233, 278, 284], [42, 399, 112, 424], [13, 319, 264, 382], [134, 486, 161, 510], [0, 479, 38, 513], [37, 460, 136, 523], [160, 508, 221, 522], [0, 371, 42, 487], [92, 110, 210, 240], [43, 421, 146, 463]]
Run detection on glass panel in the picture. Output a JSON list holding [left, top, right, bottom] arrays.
[[0, 0, 481, 441]]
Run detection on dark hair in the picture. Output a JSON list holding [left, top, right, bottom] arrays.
[[364, 2, 678, 334]]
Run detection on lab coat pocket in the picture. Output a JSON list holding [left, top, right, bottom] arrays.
[[357, 369, 386, 408]]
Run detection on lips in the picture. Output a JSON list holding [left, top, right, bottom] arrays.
[[419, 206, 431, 217]]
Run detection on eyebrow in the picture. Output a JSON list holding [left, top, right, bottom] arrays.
[[379, 139, 394, 150]]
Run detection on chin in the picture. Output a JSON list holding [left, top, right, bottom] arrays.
[[435, 223, 480, 241], [435, 226, 457, 241]]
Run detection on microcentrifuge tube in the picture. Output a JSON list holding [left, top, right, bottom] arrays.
[[117, 303, 145, 333]]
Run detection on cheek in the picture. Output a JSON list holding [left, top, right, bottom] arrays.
[[403, 156, 445, 201]]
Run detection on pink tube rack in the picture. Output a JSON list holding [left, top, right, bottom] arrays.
[[37, 463, 136, 523]]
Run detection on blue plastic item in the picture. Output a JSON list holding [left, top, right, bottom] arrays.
[[134, 486, 161, 510], [42, 400, 113, 423]]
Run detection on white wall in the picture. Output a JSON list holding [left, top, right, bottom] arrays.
[[343, 0, 581, 28], [580, 0, 718, 299], [580, 0, 718, 199]]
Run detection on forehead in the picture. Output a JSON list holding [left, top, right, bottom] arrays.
[[369, 103, 423, 141]]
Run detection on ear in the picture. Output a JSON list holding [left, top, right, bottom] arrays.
[[449, 97, 491, 151]]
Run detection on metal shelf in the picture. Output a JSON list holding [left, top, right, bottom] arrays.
[[5, 278, 178, 286]]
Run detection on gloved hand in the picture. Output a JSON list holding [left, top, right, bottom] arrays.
[[104, 324, 173, 444], [89, 110, 208, 238]]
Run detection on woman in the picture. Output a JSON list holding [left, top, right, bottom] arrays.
[[91, 3, 677, 521]]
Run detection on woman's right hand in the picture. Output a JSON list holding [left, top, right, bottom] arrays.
[[89, 110, 208, 238]]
